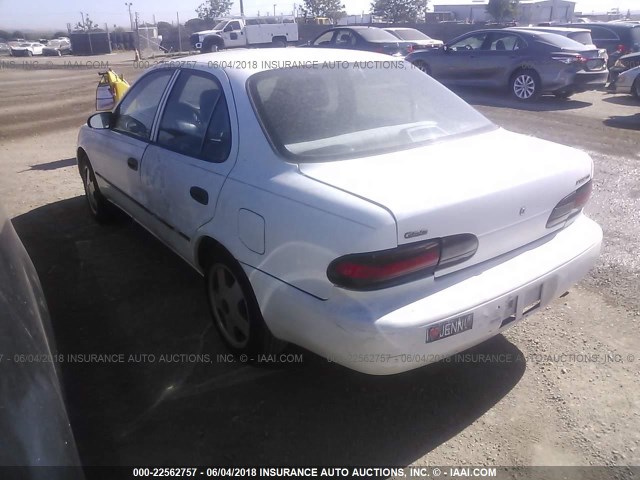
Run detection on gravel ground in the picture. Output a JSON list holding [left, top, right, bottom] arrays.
[[0, 53, 638, 471]]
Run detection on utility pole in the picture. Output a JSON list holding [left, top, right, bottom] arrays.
[[273, 4, 277, 16], [80, 12, 86, 30], [125, 3, 134, 31], [240, 0, 244, 16], [177, 12, 182, 52]]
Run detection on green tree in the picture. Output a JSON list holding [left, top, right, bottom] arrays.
[[185, 18, 214, 32], [300, 0, 346, 22], [11, 30, 25, 39], [371, 0, 422, 23], [486, 0, 519, 23], [53, 31, 68, 38], [196, 0, 234, 21], [0, 30, 11, 40]]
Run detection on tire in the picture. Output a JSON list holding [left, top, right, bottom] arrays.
[[633, 78, 640, 100], [553, 89, 573, 99], [272, 38, 286, 48], [201, 38, 220, 53], [205, 251, 286, 357], [27, 50, 33, 57], [413, 60, 431, 76], [510, 69, 541, 101], [56, 49, 62, 57], [79, 157, 116, 223]]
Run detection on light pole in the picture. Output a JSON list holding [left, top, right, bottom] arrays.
[[125, 3, 134, 31], [273, 4, 277, 16]]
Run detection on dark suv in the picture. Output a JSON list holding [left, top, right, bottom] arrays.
[[558, 22, 640, 67]]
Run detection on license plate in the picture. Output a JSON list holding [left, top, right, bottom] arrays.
[[426, 313, 474, 343]]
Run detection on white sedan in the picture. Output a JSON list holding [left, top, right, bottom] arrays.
[[77, 49, 602, 375], [10, 42, 44, 56]]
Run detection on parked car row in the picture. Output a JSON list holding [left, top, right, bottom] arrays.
[[307, 26, 610, 101], [8, 38, 71, 56]]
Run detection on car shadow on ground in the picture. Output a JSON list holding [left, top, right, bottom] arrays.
[[603, 113, 640, 130], [20, 157, 77, 172], [601, 95, 639, 106], [453, 87, 592, 112], [12, 196, 527, 469]]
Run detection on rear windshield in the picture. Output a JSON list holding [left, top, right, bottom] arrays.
[[536, 31, 590, 50], [389, 29, 430, 41], [247, 63, 494, 161], [568, 31, 593, 45], [357, 28, 401, 42]]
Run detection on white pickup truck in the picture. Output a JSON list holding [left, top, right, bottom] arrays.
[[191, 16, 299, 52]]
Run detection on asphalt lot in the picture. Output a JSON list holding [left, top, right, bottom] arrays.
[[0, 52, 639, 470]]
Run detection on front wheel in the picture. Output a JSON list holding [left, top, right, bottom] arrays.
[[413, 60, 431, 76], [510, 69, 541, 101], [80, 158, 116, 223], [206, 252, 286, 357]]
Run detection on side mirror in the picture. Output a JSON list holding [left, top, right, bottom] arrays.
[[224, 25, 233, 33], [443, 45, 450, 53], [87, 112, 113, 129]]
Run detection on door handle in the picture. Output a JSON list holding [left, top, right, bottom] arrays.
[[190, 186, 209, 205], [127, 157, 139, 171]]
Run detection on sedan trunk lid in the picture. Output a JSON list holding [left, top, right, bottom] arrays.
[[298, 128, 593, 276]]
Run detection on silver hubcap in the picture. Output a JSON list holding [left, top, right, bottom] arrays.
[[514, 74, 536, 99], [84, 166, 98, 214], [209, 264, 250, 349]]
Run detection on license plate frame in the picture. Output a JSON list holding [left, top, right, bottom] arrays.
[[426, 313, 474, 344]]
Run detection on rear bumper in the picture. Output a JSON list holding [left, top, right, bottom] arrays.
[[246, 215, 602, 375], [570, 70, 609, 91]]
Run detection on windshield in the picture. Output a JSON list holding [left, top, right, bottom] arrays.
[[389, 29, 430, 41], [213, 21, 227, 30], [247, 63, 494, 161], [568, 32, 594, 45], [358, 28, 401, 42]]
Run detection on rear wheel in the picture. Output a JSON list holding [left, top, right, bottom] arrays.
[[633, 78, 640, 100], [205, 251, 286, 357], [510, 69, 541, 101], [272, 38, 286, 48]]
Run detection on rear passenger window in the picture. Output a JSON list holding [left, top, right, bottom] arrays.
[[157, 70, 232, 162]]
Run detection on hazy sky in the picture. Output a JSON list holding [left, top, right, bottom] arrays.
[[0, 0, 636, 30]]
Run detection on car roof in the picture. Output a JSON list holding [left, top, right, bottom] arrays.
[[561, 22, 640, 30], [512, 26, 590, 33], [384, 27, 418, 31]]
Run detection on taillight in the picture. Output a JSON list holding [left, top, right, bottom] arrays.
[[407, 44, 415, 53], [327, 234, 478, 290], [552, 54, 587, 65], [616, 44, 629, 54], [546, 180, 593, 229]]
